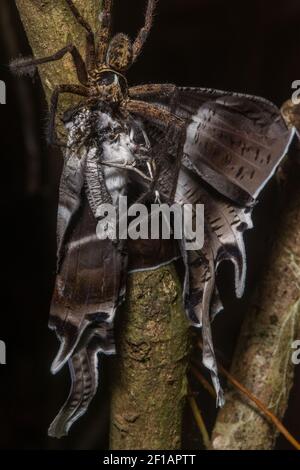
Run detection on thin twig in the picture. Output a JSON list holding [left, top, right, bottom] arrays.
[[188, 390, 211, 450], [190, 365, 216, 398], [196, 342, 300, 451]]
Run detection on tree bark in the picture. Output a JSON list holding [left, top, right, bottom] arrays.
[[110, 265, 190, 450], [212, 102, 300, 450], [15, 0, 190, 450], [15, 0, 98, 138]]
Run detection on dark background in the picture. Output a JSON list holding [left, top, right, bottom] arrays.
[[0, 0, 299, 450]]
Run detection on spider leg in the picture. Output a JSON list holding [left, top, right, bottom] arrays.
[[97, 0, 114, 64], [132, 0, 158, 62], [129, 85, 180, 118], [48, 84, 89, 145], [129, 84, 176, 101], [65, 0, 93, 34], [123, 99, 184, 132], [65, 0, 96, 70], [11, 45, 88, 85]]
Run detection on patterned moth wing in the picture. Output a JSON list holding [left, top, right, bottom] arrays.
[[48, 106, 128, 437], [49, 84, 295, 434], [144, 86, 295, 403], [176, 87, 295, 205], [49, 200, 124, 437], [175, 167, 253, 405], [48, 102, 183, 437], [127, 118, 183, 272]]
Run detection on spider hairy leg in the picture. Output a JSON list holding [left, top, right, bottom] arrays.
[[48, 84, 89, 145], [133, 0, 158, 62], [97, 0, 114, 63], [124, 99, 184, 131], [129, 83, 176, 100], [65, 0, 93, 34], [64, 0, 96, 69], [10, 45, 88, 85]]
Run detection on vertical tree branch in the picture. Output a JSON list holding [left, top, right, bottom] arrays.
[[110, 265, 190, 450]]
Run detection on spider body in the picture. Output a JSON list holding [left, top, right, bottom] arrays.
[[88, 69, 127, 105], [11, 0, 295, 438], [87, 62, 130, 106], [11, 0, 175, 147], [106, 33, 133, 72]]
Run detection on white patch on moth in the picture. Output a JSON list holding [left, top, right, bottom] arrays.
[[95, 111, 138, 206], [97, 111, 115, 130], [65, 107, 91, 151], [96, 215, 117, 241], [102, 133, 135, 205], [65, 108, 151, 211], [57, 204, 72, 224], [68, 234, 99, 251], [87, 145, 97, 159]]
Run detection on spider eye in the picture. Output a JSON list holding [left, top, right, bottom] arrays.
[[99, 71, 115, 86], [98, 72, 128, 97]]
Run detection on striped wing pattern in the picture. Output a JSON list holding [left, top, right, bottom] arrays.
[[173, 87, 294, 404]]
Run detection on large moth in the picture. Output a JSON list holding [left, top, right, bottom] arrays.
[[11, 0, 295, 437]]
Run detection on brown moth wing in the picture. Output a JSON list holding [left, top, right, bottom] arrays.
[[127, 120, 183, 272], [50, 197, 126, 372], [48, 102, 185, 437], [175, 167, 253, 405], [49, 195, 127, 436], [48, 324, 114, 438], [147, 86, 295, 205], [172, 88, 294, 405]]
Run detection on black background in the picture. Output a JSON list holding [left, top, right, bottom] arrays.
[[0, 0, 299, 450]]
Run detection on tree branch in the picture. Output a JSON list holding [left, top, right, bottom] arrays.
[[15, 0, 98, 138], [110, 265, 190, 450]]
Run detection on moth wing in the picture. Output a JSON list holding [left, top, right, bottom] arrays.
[[145, 86, 294, 205], [154, 87, 294, 403], [126, 113, 184, 272], [48, 325, 114, 438], [49, 119, 127, 437], [56, 147, 87, 268], [49, 192, 127, 436], [177, 87, 295, 205], [175, 167, 253, 405]]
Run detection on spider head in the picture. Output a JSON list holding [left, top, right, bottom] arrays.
[[89, 34, 132, 104], [89, 69, 128, 105], [106, 33, 133, 72]]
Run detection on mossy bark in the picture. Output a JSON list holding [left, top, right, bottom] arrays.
[[15, 1, 190, 450], [212, 102, 300, 450], [110, 265, 190, 450]]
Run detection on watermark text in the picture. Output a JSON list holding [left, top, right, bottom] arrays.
[[0, 80, 6, 105], [96, 196, 204, 251], [0, 340, 6, 365]]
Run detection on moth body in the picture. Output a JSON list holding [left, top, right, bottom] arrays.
[[102, 130, 135, 205]]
